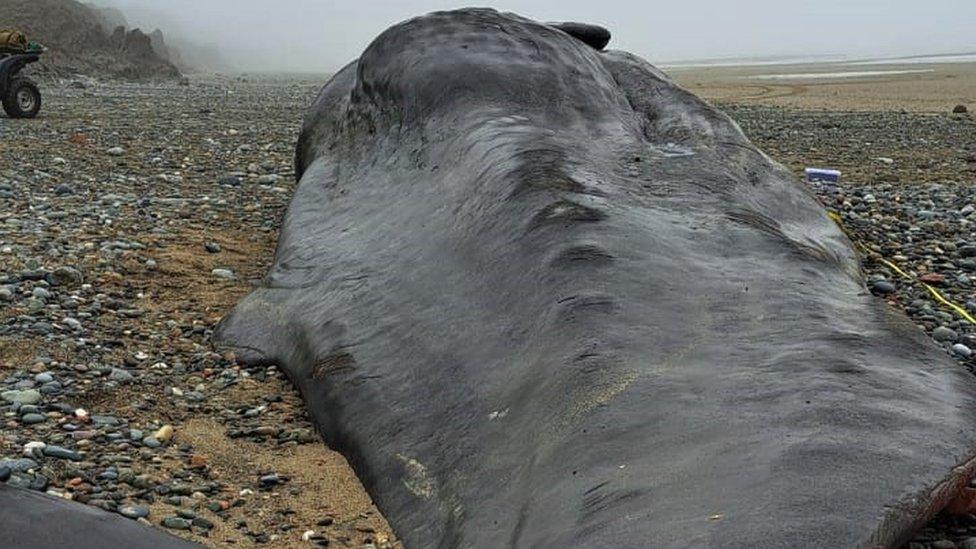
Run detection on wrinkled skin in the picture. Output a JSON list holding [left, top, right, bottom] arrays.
[[216, 8, 976, 548], [0, 484, 198, 548]]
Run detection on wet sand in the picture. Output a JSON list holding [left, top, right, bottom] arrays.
[[672, 60, 976, 112]]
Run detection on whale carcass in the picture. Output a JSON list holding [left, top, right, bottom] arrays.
[[216, 8, 976, 547], [0, 484, 198, 548]]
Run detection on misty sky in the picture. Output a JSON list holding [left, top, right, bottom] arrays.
[[94, 0, 976, 72]]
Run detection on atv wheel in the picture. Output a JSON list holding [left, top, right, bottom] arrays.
[[2, 77, 41, 119]]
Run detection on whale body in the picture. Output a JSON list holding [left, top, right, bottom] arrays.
[[216, 9, 976, 548], [0, 484, 197, 548]]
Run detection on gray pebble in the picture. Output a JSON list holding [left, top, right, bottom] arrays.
[[62, 317, 82, 331], [46, 266, 83, 287], [33, 372, 53, 384], [161, 516, 192, 530], [871, 280, 896, 295], [119, 505, 150, 519], [933, 326, 958, 342], [952, 343, 973, 358], [42, 445, 82, 461], [53, 184, 74, 195], [91, 415, 122, 426], [38, 381, 62, 395], [1, 389, 42, 405], [192, 516, 214, 530], [0, 458, 39, 473], [108, 368, 135, 382], [20, 413, 46, 425]]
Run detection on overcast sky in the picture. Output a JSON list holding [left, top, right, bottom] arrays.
[[93, 0, 976, 72]]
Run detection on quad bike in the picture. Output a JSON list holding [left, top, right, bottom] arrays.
[[0, 50, 42, 118]]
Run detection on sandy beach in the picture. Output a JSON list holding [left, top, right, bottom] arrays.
[[673, 59, 976, 112]]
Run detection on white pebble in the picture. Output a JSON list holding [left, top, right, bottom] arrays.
[[952, 343, 973, 358], [23, 441, 46, 456]]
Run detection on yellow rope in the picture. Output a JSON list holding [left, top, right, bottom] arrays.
[[925, 285, 976, 325], [828, 210, 975, 326]]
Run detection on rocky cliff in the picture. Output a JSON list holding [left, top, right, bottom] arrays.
[[0, 0, 181, 80]]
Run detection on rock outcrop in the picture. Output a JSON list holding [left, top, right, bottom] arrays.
[[0, 0, 180, 80]]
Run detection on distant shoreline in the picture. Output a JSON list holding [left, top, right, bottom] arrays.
[[660, 51, 976, 70], [670, 57, 976, 112]]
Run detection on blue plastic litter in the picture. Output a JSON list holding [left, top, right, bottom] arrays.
[[805, 167, 841, 183]]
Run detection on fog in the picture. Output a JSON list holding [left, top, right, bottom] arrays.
[[92, 0, 976, 73]]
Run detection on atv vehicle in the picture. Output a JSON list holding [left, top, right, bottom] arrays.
[[0, 50, 42, 118]]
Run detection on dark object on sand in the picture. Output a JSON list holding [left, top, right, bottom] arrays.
[[954, 104, 969, 114], [0, 483, 197, 548], [0, 50, 42, 118], [216, 8, 976, 548]]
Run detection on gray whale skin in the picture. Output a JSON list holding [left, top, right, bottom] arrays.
[[0, 483, 197, 548], [215, 8, 976, 548]]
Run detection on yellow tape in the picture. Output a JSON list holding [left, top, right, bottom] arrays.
[[828, 210, 975, 326]]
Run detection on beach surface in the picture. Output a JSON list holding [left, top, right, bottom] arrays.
[[674, 58, 976, 112]]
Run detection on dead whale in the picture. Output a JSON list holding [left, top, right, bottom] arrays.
[[216, 8, 976, 548], [0, 484, 198, 548]]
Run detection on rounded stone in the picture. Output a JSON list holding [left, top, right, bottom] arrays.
[[20, 413, 46, 425], [119, 505, 151, 519], [161, 516, 192, 530], [2, 389, 42, 405], [952, 343, 973, 358], [870, 280, 896, 295], [933, 326, 958, 342]]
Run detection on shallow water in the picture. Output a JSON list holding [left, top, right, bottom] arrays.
[[750, 69, 934, 80], [663, 52, 976, 70], [847, 53, 976, 65]]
